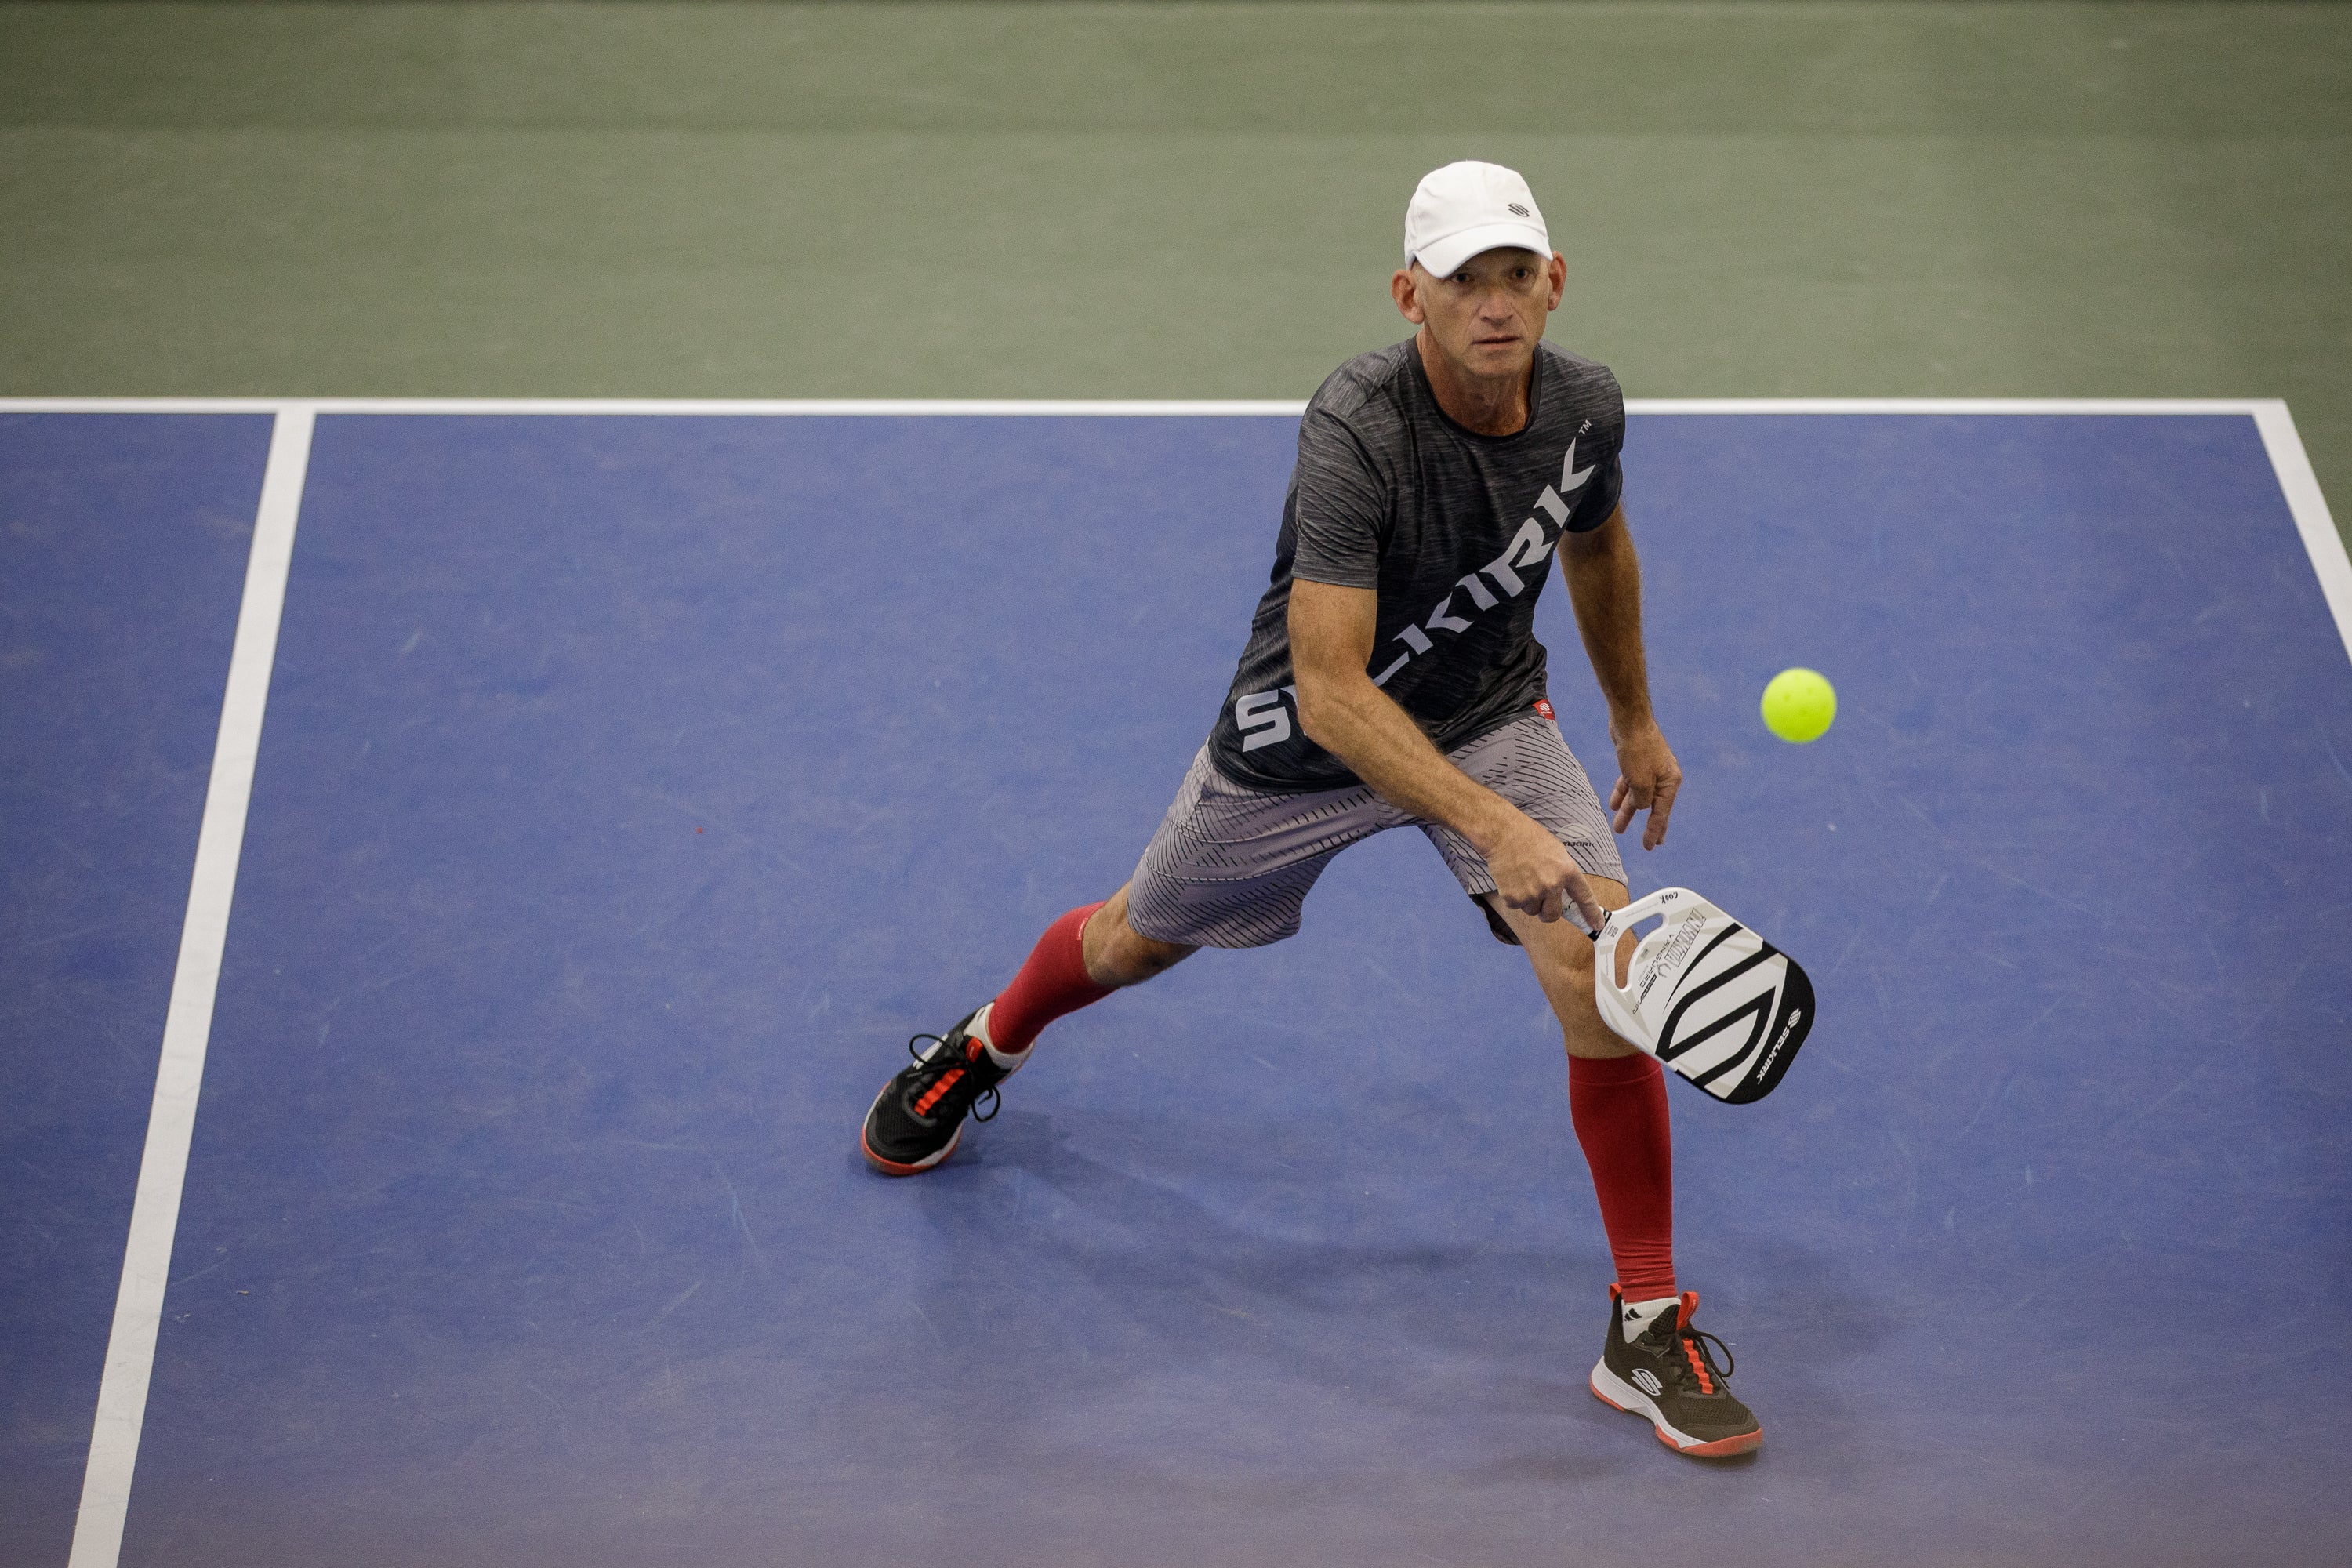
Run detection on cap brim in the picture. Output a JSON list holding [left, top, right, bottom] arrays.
[[1412, 222, 1553, 278]]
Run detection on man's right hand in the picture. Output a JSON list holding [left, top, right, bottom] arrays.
[[1483, 808, 1603, 931]]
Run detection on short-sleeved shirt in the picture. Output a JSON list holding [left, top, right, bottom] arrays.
[[1205, 337, 1626, 791]]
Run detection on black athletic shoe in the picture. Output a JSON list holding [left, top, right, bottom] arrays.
[[859, 1011, 1018, 1176], [1589, 1284, 1763, 1457]]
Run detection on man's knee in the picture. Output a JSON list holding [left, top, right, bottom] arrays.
[[1483, 880, 1635, 1049], [1543, 941, 1645, 1059], [1082, 887, 1196, 989], [1562, 935, 1601, 993], [1104, 929, 1193, 987]]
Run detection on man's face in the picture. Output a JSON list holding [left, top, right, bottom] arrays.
[[1392, 247, 1569, 383]]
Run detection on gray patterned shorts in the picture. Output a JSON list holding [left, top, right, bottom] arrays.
[[1126, 712, 1626, 949]]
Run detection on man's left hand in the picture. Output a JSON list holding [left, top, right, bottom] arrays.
[[1608, 717, 1682, 851]]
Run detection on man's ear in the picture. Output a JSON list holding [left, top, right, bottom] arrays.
[[1392, 267, 1427, 325], [1546, 252, 1567, 311]]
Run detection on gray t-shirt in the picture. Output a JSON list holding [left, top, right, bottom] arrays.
[[1207, 337, 1626, 790]]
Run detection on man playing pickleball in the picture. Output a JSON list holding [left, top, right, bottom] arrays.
[[858, 162, 1762, 1458]]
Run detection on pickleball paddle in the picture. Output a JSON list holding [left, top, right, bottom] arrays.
[[1592, 888, 1813, 1104]]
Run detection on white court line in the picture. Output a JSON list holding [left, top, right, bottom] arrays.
[[0, 395, 2288, 417], [2252, 403, 2352, 670], [66, 410, 314, 1568], [1631, 397, 2278, 417], [31, 393, 2339, 1566], [0, 397, 1310, 417]]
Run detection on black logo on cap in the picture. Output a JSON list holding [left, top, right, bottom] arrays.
[[1508, 203, 1530, 217]]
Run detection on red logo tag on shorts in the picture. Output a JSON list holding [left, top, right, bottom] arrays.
[[1533, 699, 1556, 720]]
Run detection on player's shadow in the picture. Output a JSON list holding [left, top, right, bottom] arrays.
[[829, 1094, 1885, 1507]]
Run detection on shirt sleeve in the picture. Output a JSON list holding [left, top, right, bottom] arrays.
[[1287, 407, 1392, 589], [1563, 379, 1626, 533]]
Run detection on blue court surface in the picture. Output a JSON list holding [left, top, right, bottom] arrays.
[[8, 405, 2352, 1566], [1, 414, 272, 1566]]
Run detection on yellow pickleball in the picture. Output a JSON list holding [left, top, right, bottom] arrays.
[[1761, 667, 1836, 743]]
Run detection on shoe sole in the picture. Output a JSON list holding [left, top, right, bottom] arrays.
[[858, 1083, 964, 1177], [1589, 1361, 1762, 1458]]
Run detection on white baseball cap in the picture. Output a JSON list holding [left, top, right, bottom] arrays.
[[1403, 161, 1552, 277]]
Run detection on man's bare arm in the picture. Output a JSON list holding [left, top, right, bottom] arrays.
[[1559, 504, 1682, 851], [1288, 579, 1602, 927]]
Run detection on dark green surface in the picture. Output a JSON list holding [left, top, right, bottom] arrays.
[[2, 2, 2345, 537]]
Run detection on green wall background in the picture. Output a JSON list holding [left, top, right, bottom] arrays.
[[3, 2, 2345, 543]]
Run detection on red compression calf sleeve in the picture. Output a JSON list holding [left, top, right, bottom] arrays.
[[985, 902, 1113, 1054], [1568, 1051, 1677, 1303]]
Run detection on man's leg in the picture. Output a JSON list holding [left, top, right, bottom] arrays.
[[858, 887, 1193, 1175], [982, 884, 1196, 1054], [1084, 884, 1200, 985], [1484, 883, 1678, 1317], [1489, 885, 1763, 1456], [860, 742, 1351, 1176], [1426, 716, 1675, 1321]]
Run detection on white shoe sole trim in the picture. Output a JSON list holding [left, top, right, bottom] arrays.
[[1589, 1359, 1748, 1453]]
